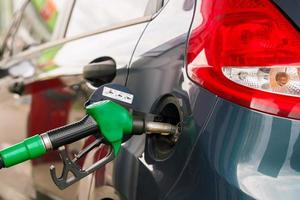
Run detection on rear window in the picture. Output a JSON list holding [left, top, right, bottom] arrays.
[[2, 0, 68, 56], [66, 0, 151, 37]]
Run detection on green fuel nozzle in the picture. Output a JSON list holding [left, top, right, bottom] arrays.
[[0, 83, 181, 190], [0, 100, 178, 170], [0, 100, 130, 169]]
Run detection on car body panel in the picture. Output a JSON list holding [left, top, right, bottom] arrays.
[[164, 85, 300, 200], [272, 0, 300, 30]]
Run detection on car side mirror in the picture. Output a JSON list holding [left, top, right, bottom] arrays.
[[83, 57, 116, 87]]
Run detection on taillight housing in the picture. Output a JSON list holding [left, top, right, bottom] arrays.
[[187, 0, 300, 119]]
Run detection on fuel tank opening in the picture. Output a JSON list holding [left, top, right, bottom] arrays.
[[147, 96, 183, 161]]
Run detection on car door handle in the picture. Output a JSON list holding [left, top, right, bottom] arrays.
[[83, 57, 116, 87]]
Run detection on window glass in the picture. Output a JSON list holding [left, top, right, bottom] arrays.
[[0, 1, 13, 38], [4, 0, 68, 55], [66, 0, 150, 37]]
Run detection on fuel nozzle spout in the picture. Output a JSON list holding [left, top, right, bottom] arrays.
[[132, 116, 179, 136]]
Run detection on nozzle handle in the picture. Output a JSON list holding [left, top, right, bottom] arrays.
[[87, 100, 133, 156], [46, 115, 99, 149]]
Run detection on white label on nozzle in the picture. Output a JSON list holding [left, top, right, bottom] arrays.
[[102, 87, 134, 104]]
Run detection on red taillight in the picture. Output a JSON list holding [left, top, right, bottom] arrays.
[[187, 0, 300, 119]]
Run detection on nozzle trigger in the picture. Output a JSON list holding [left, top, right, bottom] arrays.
[[50, 138, 114, 190]]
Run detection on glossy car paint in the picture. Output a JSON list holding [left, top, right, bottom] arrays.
[[166, 90, 300, 200], [273, 0, 300, 29]]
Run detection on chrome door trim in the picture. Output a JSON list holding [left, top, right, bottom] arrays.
[[1, 16, 153, 68]]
